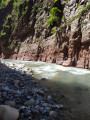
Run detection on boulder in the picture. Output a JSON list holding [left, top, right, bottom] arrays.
[[0, 105, 19, 120]]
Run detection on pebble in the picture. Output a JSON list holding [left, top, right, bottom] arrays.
[[49, 111, 57, 118], [2, 86, 9, 91], [5, 101, 16, 107], [40, 78, 47, 81], [47, 95, 52, 101], [24, 99, 35, 106], [42, 103, 49, 107]]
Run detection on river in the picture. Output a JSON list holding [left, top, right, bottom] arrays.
[[1, 59, 90, 120]]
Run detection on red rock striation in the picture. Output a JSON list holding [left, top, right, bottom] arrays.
[[0, 0, 90, 69]]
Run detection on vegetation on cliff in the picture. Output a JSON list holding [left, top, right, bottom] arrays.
[[0, 0, 90, 38], [0, 0, 90, 59]]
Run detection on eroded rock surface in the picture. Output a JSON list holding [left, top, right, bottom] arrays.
[[0, 0, 90, 69]]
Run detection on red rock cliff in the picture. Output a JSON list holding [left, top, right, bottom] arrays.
[[0, 0, 90, 69]]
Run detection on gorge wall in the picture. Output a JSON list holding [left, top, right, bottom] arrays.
[[0, 0, 90, 69]]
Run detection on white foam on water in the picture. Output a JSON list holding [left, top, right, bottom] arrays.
[[1, 59, 90, 75]]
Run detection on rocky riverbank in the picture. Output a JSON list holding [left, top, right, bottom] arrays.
[[0, 60, 73, 120]]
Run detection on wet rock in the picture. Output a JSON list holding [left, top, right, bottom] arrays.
[[49, 111, 57, 118], [5, 101, 16, 107], [0, 105, 19, 120], [34, 88, 44, 95], [19, 106, 26, 111], [42, 103, 49, 107], [47, 95, 52, 102], [14, 80, 20, 85], [45, 107, 51, 112], [35, 105, 40, 110], [2, 86, 9, 91], [24, 99, 35, 106], [43, 88, 49, 92], [52, 104, 64, 109], [27, 96, 31, 99], [40, 78, 47, 81]]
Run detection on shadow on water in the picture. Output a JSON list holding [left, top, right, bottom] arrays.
[[38, 72, 90, 120], [1, 59, 90, 120], [39, 80, 90, 120]]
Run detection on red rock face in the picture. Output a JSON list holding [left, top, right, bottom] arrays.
[[8, 39, 90, 69], [0, 0, 90, 69]]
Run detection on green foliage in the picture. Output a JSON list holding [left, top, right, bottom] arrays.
[[0, 31, 6, 37], [13, 0, 17, 8], [13, 0, 23, 9], [78, 3, 90, 16], [54, 0, 58, 3], [0, 0, 10, 8], [78, 2, 81, 8], [60, 3, 90, 29], [25, 6, 28, 10], [68, 2, 90, 24], [17, 0, 23, 9], [47, 16, 59, 26], [6, 14, 12, 20], [51, 26, 57, 35], [37, 7, 42, 12], [65, 0, 69, 4], [47, 7, 61, 26], [3, 24, 10, 28], [13, 0, 24, 17], [62, 15, 65, 20], [50, 7, 61, 16], [26, 0, 29, 2]]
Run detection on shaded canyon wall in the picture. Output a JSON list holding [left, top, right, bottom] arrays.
[[0, 0, 90, 69]]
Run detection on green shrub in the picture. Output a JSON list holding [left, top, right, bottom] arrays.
[[51, 26, 57, 35], [3, 24, 10, 28], [37, 7, 42, 12], [26, 0, 29, 2], [13, 0, 17, 9], [0, 31, 6, 37], [54, 0, 58, 3], [17, 0, 23, 9], [50, 7, 61, 16], [47, 16, 59, 26], [47, 7, 61, 26], [6, 14, 12, 20], [0, 0, 10, 8], [25, 6, 28, 10], [62, 15, 65, 20]]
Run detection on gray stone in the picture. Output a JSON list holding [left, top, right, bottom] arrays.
[[40, 78, 47, 81], [49, 111, 57, 118], [5, 101, 16, 107], [47, 95, 52, 101], [24, 99, 35, 106], [42, 103, 49, 107], [2, 86, 9, 91], [0, 105, 19, 120]]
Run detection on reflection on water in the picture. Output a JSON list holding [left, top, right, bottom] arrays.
[[1, 59, 90, 120]]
